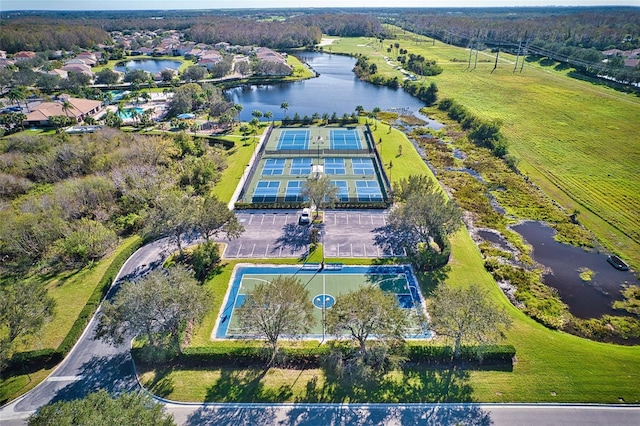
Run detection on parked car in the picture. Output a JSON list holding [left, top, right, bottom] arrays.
[[299, 208, 311, 225]]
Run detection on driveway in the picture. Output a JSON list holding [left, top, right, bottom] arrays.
[[222, 209, 394, 259]]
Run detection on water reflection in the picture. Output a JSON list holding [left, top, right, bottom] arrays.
[[226, 52, 429, 123]]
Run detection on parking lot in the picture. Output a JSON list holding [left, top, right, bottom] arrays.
[[221, 210, 396, 259]]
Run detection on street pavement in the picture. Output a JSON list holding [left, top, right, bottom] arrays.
[[2, 209, 639, 425]]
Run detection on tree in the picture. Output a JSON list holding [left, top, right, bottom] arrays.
[[124, 69, 150, 85], [182, 65, 207, 82], [389, 174, 462, 255], [264, 110, 273, 124], [48, 115, 75, 132], [36, 73, 61, 94], [428, 285, 512, 361], [144, 191, 197, 252], [0, 280, 55, 370], [195, 196, 244, 241], [28, 390, 175, 426], [280, 101, 289, 119], [167, 83, 202, 118], [301, 174, 339, 218], [190, 240, 221, 282], [326, 286, 408, 355], [95, 68, 120, 86], [96, 265, 211, 354], [236, 275, 315, 364]]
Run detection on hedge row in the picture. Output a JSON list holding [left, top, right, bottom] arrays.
[[5, 237, 143, 374], [135, 341, 515, 369], [234, 201, 389, 210]]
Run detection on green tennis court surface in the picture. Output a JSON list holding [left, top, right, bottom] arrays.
[[236, 125, 391, 205], [214, 264, 431, 339]]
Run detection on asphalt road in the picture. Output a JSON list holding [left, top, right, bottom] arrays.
[[2, 211, 639, 425]]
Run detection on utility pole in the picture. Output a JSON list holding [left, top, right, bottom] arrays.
[[513, 40, 522, 73], [492, 46, 500, 74]]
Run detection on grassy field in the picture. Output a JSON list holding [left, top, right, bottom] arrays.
[[327, 33, 640, 269], [138, 119, 640, 404], [0, 235, 141, 404]]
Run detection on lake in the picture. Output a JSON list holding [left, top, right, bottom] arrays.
[[226, 52, 428, 123], [114, 59, 182, 74]]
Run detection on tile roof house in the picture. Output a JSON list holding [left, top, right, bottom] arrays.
[[23, 96, 103, 127], [13, 51, 37, 61], [61, 63, 94, 78]]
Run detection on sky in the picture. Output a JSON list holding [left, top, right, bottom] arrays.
[[2, 0, 638, 12]]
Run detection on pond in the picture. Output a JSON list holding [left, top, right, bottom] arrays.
[[114, 59, 182, 74], [512, 221, 639, 319], [226, 52, 437, 124]]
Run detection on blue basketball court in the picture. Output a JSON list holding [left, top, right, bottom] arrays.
[[277, 129, 310, 150]]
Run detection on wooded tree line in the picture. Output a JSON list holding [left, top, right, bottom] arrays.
[[185, 19, 321, 50], [392, 7, 640, 51], [0, 19, 111, 54]]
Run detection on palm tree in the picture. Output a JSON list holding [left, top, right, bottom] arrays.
[[264, 110, 273, 125], [61, 100, 75, 121], [249, 117, 260, 145], [130, 108, 141, 127], [280, 102, 289, 120], [7, 88, 25, 111], [116, 102, 125, 119]]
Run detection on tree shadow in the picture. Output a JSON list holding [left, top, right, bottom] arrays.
[[416, 266, 450, 296], [273, 223, 310, 255], [290, 351, 477, 404], [185, 405, 280, 426], [287, 365, 490, 425], [204, 367, 292, 403], [373, 223, 417, 257], [42, 353, 137, 406], [140, 367, 174, 398]]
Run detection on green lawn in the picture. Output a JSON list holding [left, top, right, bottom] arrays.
[[327, 32, 640, 269], [139, 119, 640, 404], [1, 235, 141, 404]]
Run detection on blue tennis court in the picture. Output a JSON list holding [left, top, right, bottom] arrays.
[[352, 158, 375, 175], [290, 158, 313, 175], [262, 158, 285, 176], [332, 180, 349, 201], [330, 129, 362, 149], [277, 129, 310, 150], [325, 158, 346, 175], [356, 180, 383, 201], [285, 180, 304, 202], [252, 181, 280, 202]]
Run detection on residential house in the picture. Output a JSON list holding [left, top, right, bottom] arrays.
[[13, 51, 37, 61], [61, 63, 94, 78], [23, 96, 103, 127]]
